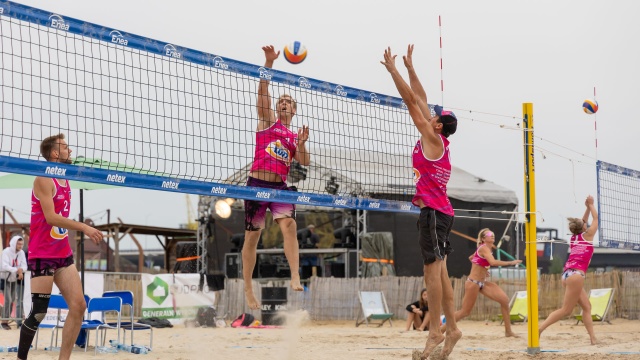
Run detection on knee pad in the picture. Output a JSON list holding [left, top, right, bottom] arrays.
[[23, 293, 51, 331]]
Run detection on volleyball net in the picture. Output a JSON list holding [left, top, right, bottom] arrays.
[[0, 1, 418, 212], [596, 161, 640, 250]]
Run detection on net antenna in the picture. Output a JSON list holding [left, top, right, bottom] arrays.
[[593, 87, 599, 161], [439, 15, 445, 106]]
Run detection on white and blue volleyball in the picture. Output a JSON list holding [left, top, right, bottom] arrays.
[[284, 41, 307, 64]]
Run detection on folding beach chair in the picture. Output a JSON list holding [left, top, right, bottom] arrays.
[[355, 291, 393, 327], [499, 290, 528, 324], [575, 288, 615, 324]]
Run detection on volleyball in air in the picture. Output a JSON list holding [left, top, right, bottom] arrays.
[[283, 41, 307, 64], [582, 99, 598, 114]]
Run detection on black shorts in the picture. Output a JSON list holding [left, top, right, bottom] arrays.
[[28, 255, 74, 278], [417, 207, 454, 265]]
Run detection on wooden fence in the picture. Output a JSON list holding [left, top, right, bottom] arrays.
[[103, 270, 640, 322]]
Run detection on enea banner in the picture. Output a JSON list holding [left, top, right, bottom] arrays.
[[141, 273, 215, 322]]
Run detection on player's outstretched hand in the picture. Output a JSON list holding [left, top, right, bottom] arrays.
[[83, 224, 103, 244], [403, 44, 415, 70], [380, 47, 398, 73], [262, 45, 280, 62]]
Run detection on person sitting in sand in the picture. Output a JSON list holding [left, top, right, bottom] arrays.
[[405, 288, 430, 331]]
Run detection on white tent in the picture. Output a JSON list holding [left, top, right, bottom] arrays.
[[224, 149, 518, 206]]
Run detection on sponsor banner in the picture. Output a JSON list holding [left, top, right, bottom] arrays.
[[0, 0, 406, 108], [141, 273, 215, 323], [0, 156, 420, 213]]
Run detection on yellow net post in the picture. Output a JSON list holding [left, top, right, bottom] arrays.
[[522, 103, 540, 354]]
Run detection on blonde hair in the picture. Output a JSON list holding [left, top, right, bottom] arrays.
[[278, 94, 297, 110], [477, 228, 492, 247], [567, 217, 585, 235]]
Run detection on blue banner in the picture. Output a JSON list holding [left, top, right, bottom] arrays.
[[0, 156, 420, 213], [0, 1, 406, 109]]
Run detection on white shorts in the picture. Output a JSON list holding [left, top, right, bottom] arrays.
[[562, 268, 585, 281]]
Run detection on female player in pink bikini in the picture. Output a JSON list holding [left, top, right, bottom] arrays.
[[441, 228, 522, 337], [242, 45, 310, 310], [539, 195, 598, 345]]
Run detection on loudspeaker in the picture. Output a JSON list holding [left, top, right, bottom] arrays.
[[175, 241, 198, 273], [225, 253, 240, 279], [276, 267, 291, 278], [330, 263, 345, 278], [259, 264, 278, 278], [225, 253, 258, 279], [348, 250, 359, 278]]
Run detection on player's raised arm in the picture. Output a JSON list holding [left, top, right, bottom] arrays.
[[583, 195, 598, 241], [257, 45, 279, 131], [380, 47, 439, 146], [403, 44, 432, 120]]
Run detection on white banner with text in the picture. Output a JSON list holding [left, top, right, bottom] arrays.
[[140, 273, 215, 323]]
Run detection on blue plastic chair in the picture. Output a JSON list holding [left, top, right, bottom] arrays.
[[34, 294, 68, 350], [102, 290, 153, 349], [82, 296, 122, 354]]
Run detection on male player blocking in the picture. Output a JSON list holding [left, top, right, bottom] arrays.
[[242, 45, 310, 310], [381, 45, 462, 359]]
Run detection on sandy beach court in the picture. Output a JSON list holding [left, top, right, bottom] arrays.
[[1, 314, 639, 359]]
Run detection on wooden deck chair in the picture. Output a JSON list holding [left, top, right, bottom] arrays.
[[355, 291, 393, 327], [499, 290, 528, 324], [575, 288, 615, 324]]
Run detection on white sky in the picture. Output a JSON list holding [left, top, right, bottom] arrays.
[[2, 0, 639, 249]]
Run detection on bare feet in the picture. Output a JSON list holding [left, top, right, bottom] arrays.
[[244, 289, 260, 310], [290, 274, 304, 291], [505, 331, 519, 338], [441, 329, 462, 358], [590, 336, 598, 345], [419, 333, 445, 359], [412, 349, 423, 360]]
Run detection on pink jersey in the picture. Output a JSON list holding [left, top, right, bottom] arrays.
[[250, 120, 298, 182], [471, 244, 491, 268], [563, 233, 594, 273], [412, 136, 454, 216], [29, 178, 73, 259]]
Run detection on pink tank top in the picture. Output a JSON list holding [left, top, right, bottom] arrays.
[[563, 233, 594, 273], [250, 120, 298, 182], [471, 244, 491, 268], [29, 178, 73, 259], [412, 135, 454, 216]]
